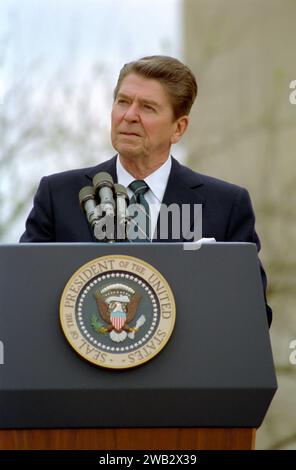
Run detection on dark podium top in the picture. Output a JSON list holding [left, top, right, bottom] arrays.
[[0, 242, 277, 429]]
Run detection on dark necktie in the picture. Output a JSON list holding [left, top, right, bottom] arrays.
[[128, 180, 151, 241]]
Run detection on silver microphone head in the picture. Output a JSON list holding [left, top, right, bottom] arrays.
[[79, 186, 98, 228], [78, 186, 95, 207], [114, 183, 128, 199], [93, 172, 114, 192]]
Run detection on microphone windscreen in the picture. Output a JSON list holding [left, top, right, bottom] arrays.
[[79, 186, 95, 206], [93, 172, 114, 191], [114, 183, 128, 198]]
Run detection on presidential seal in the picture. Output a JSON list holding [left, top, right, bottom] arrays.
[[60, 255, 176, 369]]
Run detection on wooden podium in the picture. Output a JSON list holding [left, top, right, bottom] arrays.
[[0, 243, 276, 450], [0, 428, 255, 450]]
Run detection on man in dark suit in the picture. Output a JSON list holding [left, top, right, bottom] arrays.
[[20, 55, 272, 325]]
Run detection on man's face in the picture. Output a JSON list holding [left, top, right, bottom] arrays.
[[111, 73, 185, 162]]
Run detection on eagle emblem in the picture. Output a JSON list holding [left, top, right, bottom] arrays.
[[92, 283, 146, 343]]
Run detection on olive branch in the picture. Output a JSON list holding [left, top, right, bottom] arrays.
[[91, 314, 108, 334]]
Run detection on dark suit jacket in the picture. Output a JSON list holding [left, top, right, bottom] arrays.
[[20, 155, 272, 325]]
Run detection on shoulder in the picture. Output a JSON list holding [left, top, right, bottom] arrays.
[[39, 156, 117, 189], [43, 166, 93, 184], [43, 160, 112, 182], [174, 158, 249, 198]]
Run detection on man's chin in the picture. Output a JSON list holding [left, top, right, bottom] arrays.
[[115, 144, 144, 160]]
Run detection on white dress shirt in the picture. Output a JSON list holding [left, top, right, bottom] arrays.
[[116, 155, 172, 239]]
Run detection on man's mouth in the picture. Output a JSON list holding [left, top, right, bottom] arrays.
[[119, 131, 141, 137]]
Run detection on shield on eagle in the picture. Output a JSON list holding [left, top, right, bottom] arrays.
[[93, 283, 145, 342]]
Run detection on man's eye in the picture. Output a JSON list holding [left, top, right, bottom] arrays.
[[117, 99, 128, 105], [143, 104, 155, 111]]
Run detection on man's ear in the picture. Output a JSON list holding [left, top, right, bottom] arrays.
[[171, 116, 189, 144]]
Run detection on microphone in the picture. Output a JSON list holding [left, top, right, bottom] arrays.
[[93, 172, 116, 242], [114, 183, 129, 240], [93, 172, 115, 217], [80, 173, 131, 242], [78, 186, 98, 228]]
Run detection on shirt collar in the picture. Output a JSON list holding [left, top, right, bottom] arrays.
[[116, 154, 172, 203]]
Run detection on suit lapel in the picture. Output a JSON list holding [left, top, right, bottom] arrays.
[[162, 157, 204, 206], [154, 157, 205, 242]]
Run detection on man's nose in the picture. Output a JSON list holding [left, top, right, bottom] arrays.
[[123, 102, 140, 122]]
